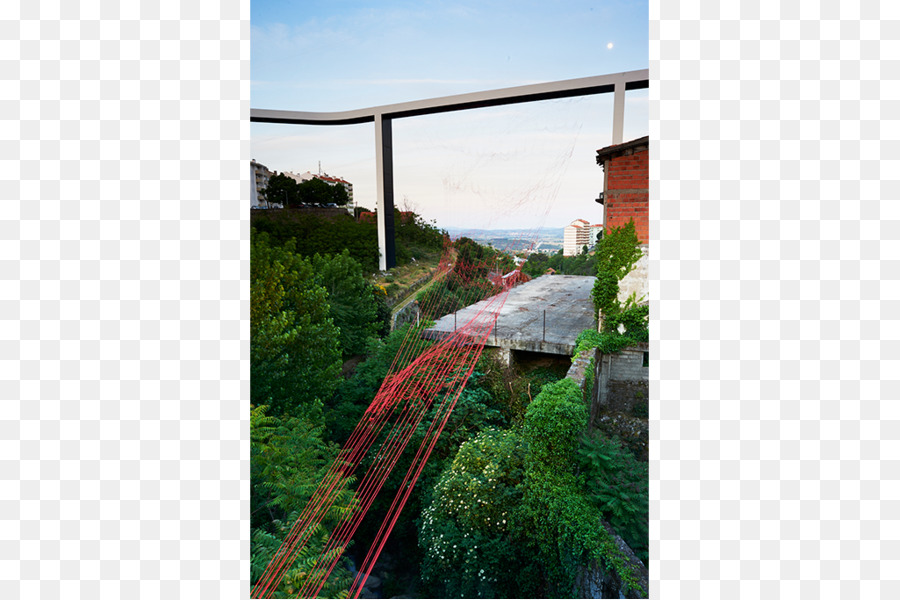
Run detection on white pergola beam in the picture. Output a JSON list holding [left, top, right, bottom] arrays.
[[251, 69, 649, 270]]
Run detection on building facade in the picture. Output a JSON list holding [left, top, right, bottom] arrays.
[[563, 218, 602, 256], [250, 159, 272, 208], [595, 136, 649, 244]]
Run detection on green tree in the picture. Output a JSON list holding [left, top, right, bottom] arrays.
[[417, 379, 645, 598], [298, 177, 335, 206], [266, 172, 300, 207], [453, 236, 489, 283], [330, 182, 351, 206], [326, 323, 433, 445], [250, 404, 357, 598], [310, 250, 384, 357], [251, 229, 341, 416]]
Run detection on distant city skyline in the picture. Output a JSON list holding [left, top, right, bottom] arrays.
[[251, 1, 649, 230]]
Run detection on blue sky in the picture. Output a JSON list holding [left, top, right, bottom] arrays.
[[251, 0, 648, 230]]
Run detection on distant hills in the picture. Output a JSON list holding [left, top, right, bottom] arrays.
[[443, 227, 564, 254]]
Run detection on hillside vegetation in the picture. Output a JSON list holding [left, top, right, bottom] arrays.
[[250, 213, 648, 598], [250, 207, 445, 274]]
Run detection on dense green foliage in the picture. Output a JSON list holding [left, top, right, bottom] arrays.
[[521, 248, 597, 278], [251, 208, 445, 274], [419, 429, 530, 598], [325, 323, 433, 444], [250, 231, 383, 598], [264, 172, 351, 207], [518, 379, 645, 597], [577, 432, 649, 564], [416, 237, 514, 321], [591, 221, 643, 325], [310, 250, 388, 357], [252, 211, 381, 272], [250, 404, 357, 598], [418, 379, 645, 598], [251, 230, 342, 416]]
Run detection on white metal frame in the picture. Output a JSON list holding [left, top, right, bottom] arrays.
[[251, 69, 649, 270]]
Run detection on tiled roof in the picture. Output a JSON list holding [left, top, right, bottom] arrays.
[[595, 135, 649, 163]]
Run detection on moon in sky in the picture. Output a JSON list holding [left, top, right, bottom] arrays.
[[607, 42, 613, 49]]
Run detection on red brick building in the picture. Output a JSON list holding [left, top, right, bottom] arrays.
[[596, 136, 649, 244]]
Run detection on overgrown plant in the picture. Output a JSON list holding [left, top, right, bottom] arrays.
[[251, 229, 342, 416], [517, 379, 646, 597], [577, 432, 649, 564], [250, 404, 358, 598], [418, 429, 530, 599], [418, 379, 646, 598], [591, 220, 643, 331]]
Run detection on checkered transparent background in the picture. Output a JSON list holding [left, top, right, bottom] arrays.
[[652, 1, 899, 599], [2, 1, 898, 599], [3, 1, 248, 598]]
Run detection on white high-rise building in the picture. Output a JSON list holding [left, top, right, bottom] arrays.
[[563, 219, 602, 256], [251, 159, 273, 208]]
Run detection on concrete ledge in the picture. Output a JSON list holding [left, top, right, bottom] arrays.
[[422, 274, 596, 357]]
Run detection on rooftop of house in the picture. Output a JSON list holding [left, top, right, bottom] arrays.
[[595, 135, 650, 164]]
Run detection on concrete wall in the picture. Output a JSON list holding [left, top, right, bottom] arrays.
[[595, 343, 648, 414], [607, 347, 648, 382], [618, 245, 648, 305], [392, 301, 421, 330]]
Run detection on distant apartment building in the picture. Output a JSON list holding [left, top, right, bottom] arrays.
[[563, 219, 603, 256], [284, 170, 354, 204], [250, 159, 273, 207]]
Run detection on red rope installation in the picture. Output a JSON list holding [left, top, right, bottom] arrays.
[[252, 238, 530, 599], [349, 313, 502, 596], [298, 322, 493, 598]]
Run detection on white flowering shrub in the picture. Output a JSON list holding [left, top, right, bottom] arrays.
[[417, 428, 531, 598]]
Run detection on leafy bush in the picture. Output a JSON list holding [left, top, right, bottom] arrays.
[[515, 378, 646, 597], [251, 230, 341, 416], [310, 250, 384, 357], [250, 404, 357, 598], [418, 428, 532, 598], [417, 377, 646, 598], [577, 432, 649, 563], [522, 379, 587, 470]]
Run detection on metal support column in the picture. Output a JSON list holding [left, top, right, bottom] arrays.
[[612, 81, 625, 145], [375, 113, 397, 271]]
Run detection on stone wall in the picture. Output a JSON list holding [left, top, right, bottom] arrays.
[[564, 348, 648, 597], [392, 300, 421, 330]]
